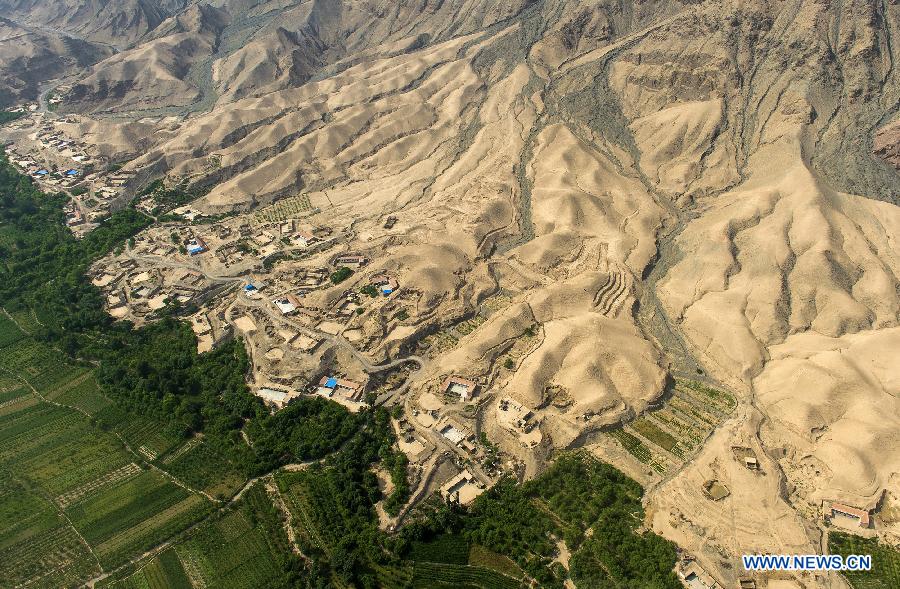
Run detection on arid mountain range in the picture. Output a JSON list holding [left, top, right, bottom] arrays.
[[2, 1, 899, 587]]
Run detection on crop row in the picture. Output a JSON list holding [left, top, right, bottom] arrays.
[[410, 562, 524, 589], [0, 403, 131, 496], [53, 375, 112, 416], [0, 314, 26, 348], [676, 380, 737, 413], [607, 428, 651, 463], [92, 493, 210, 568], [176, 496, 287, 589], [162, 440, 246, 498], [253, 194, 313, 223]]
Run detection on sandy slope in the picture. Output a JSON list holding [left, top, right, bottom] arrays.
[[0, 17, 110, 107], [11, 0, 900, 586]]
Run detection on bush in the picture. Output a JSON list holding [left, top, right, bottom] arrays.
[[331, 266, 353, 284]]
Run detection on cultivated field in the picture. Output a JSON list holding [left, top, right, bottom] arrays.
[[830, 532, 900, 589], [0, 312, 224, 584], [604, 379, 736, 474], [252, 194, 313, 224], [100, 483, 293, 589]]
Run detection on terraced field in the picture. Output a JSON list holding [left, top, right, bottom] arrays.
[[252, 194, 314, 224], [605, 379, 736, 475]]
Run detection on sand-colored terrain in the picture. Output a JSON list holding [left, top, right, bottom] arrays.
[[4, 0, 900, 587]]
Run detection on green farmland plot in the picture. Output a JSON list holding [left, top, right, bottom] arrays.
[[68, 469, 211, 568], [0, 350, 218, 577], [410, 562, 524, 589], [399, 537, 526, 589], [99, 484, 297, 589], [830, 532, 900, 589], [51, 373, 112, 415], [162, 439, 247, 498], [0, 380, 30, 407], [0, 402, 132, 496], [0, 475, 99, 588], [165, 484, 294, 589], [0, 312, 26, 348], [102, 547, 193, 589]]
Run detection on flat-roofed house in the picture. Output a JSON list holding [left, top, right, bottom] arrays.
[[441, 376, 477, 401], [334, 254, 368, 267], [273, 298, 297, 315], [317, 376, 364, 400], [440, 470, 485, 505]]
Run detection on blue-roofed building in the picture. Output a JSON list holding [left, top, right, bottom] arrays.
[[64, 169, 79, 177], [244, 284, 257, 291], [316, 376, 363, 400], [186, 237, 207, 256]]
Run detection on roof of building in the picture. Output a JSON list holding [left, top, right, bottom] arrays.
[[441, 376, 477, 395], [831, 502, 871, 527]]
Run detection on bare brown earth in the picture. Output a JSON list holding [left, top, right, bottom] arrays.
[[4, 0, 900, 587], [0, 17, 110, 107], [64, 4, 230, 113]]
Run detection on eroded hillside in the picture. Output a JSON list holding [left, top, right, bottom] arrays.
[[2, 0, 899, 587]]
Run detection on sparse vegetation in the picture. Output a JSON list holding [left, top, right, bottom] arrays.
[[140, 179, 198, 214], [253, 194, 313, 224]]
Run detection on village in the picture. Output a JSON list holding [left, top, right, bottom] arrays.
[[72, 172, 527, 524], [3, 89, 895, 589], [2, 104, 135, 236]]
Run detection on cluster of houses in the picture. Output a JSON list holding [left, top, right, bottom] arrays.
[[7, 146, 85, 189], [208, 222, 330, 266], [93, 262, 209, 320], [4, 121, 136, 233], [4, 103, 38, 114]]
